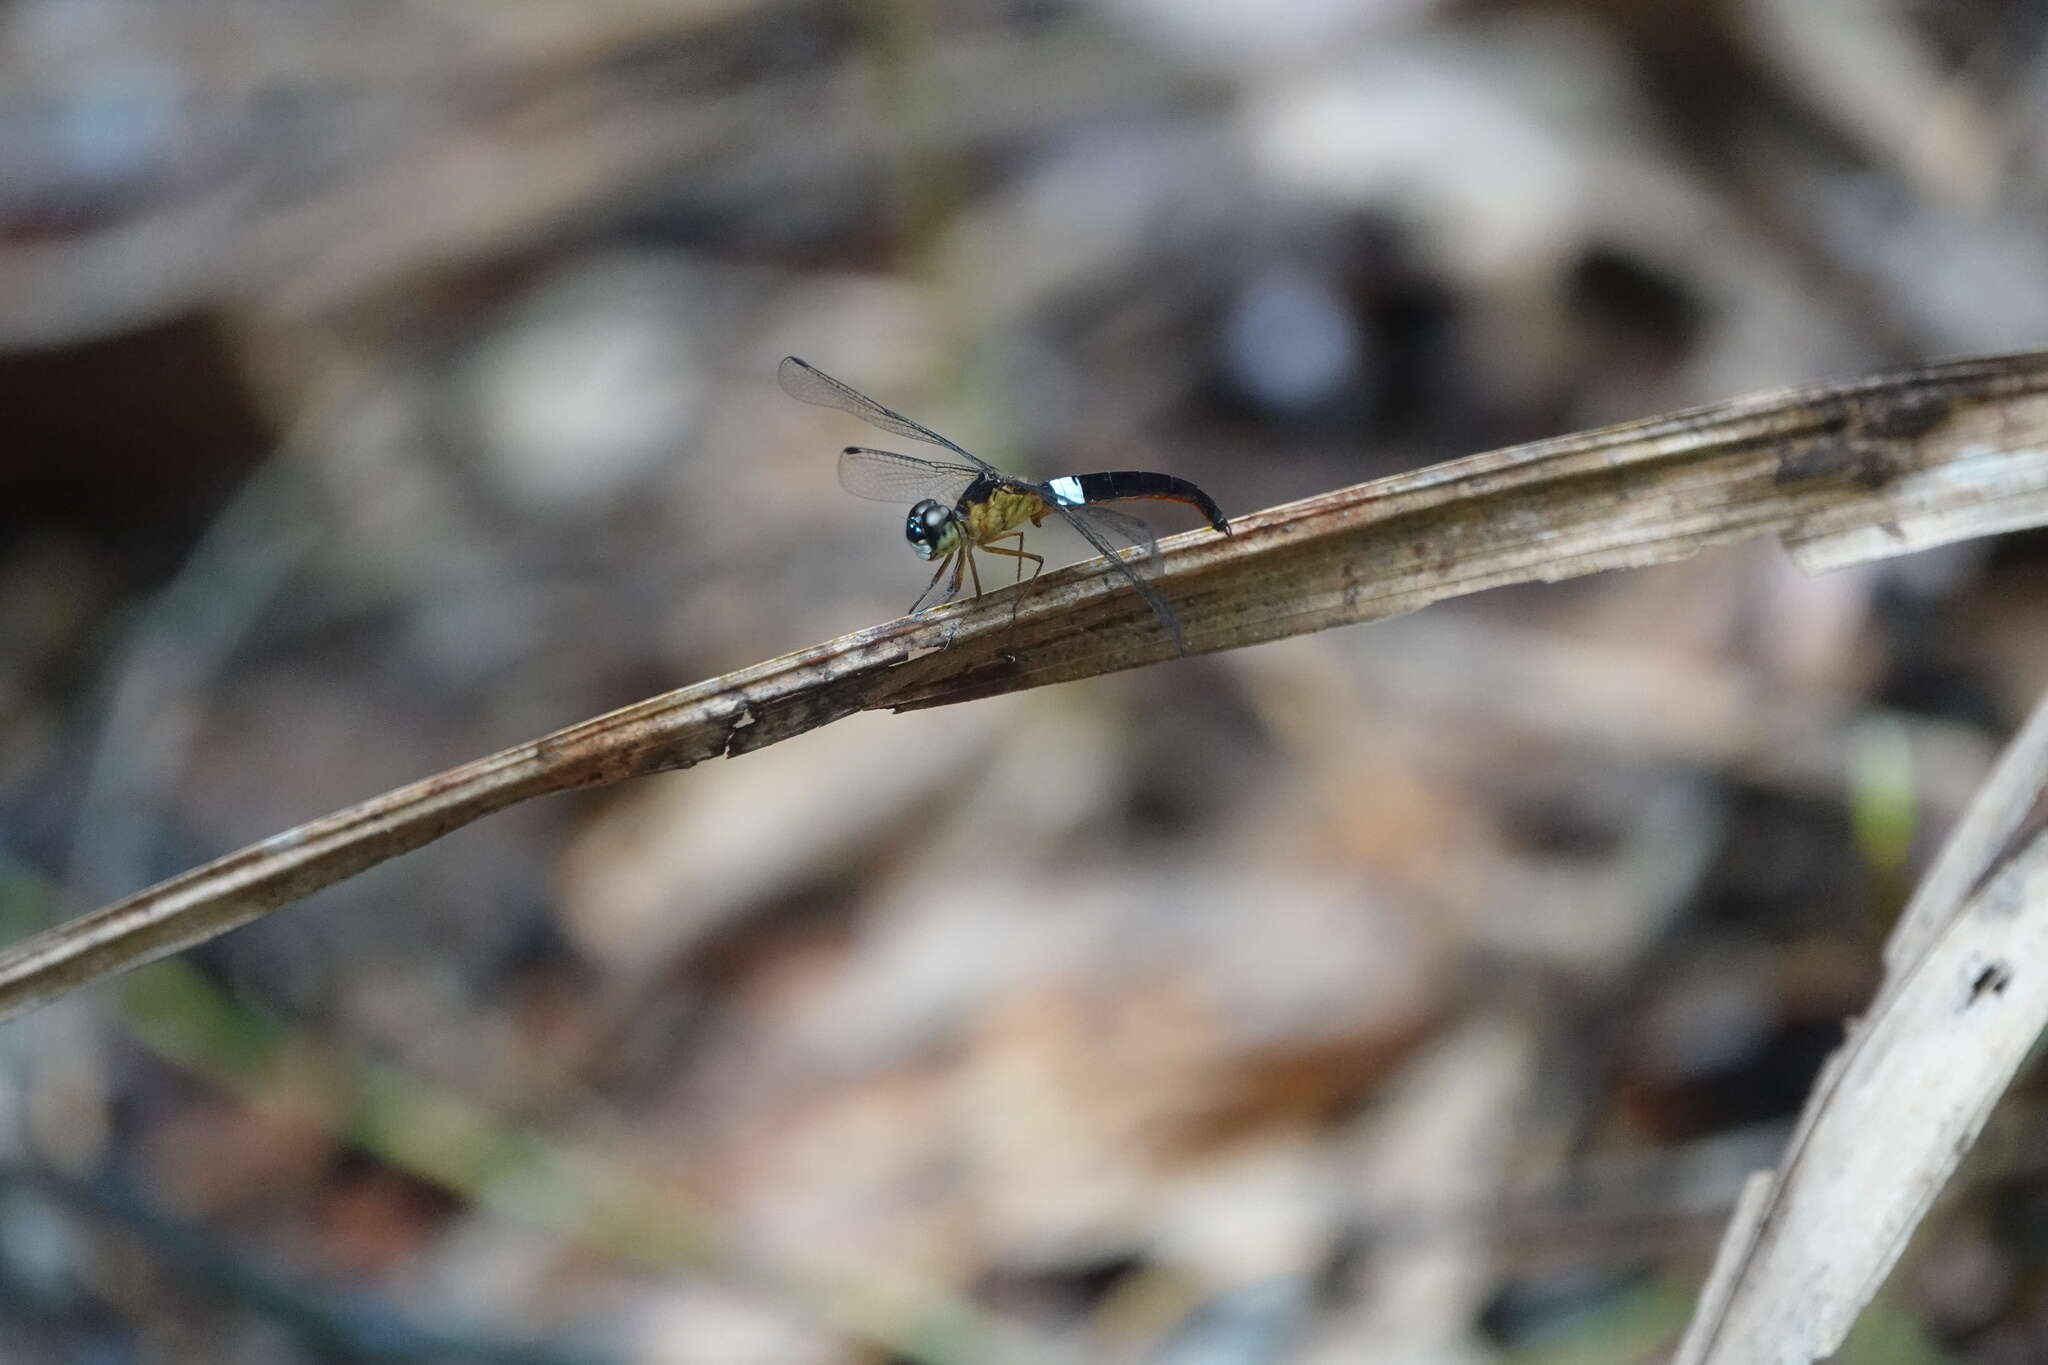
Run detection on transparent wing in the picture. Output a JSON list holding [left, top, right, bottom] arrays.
[[838, 447, 981, 505], [780, 357, 997, 473], [1049, 502, 1184, 652], [1061, 503, 1158, 562]]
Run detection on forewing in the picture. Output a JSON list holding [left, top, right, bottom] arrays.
[[1051, 503, 1184, 652], [838, 447, 981, 504], [780, 357, 996, 472]]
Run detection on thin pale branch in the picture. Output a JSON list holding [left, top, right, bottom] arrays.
[[6, 351, 2048, 1026], [1674, 684, 2048, 1365]]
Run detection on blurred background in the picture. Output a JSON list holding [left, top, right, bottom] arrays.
[[3, 1, 2048, 1361]]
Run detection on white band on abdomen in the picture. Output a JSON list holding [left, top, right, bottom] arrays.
[[1047, 476, 1085, 505]]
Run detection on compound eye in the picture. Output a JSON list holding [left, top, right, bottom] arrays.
[[904, 499, 953, 559]]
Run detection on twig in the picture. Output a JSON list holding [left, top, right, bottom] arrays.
[[5, 351, 2048, 1026], [1673, 684, 2048, 1365]]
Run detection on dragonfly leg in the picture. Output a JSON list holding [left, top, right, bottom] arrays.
[[984, 533, 1019, 584], [982, 534, 1044, 587], [964, 546, 985, 599], [910, 550, 956, 614], [981, 534, 1046, 633]]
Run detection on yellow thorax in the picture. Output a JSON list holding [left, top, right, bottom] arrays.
[[965, 485, 1049, 543]]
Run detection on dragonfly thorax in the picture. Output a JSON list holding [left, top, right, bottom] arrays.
[[905, 499, 960, 561]]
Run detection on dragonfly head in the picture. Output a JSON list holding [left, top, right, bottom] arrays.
[[906, 499, 960, 560]]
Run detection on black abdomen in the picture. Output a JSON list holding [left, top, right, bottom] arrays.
[[1069, 470, 1230, 533]]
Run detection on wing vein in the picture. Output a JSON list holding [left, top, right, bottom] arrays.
[[838, 447, 981, 504], [1052, 504, 1183, 651], [781, 357, 997, 472]]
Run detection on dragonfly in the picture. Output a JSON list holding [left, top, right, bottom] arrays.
[[779, 356, 1231, 651]]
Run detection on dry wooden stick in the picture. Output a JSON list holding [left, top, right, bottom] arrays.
[[5, 351, 2048, 1027], [1674, 687, 2048, 1365]]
